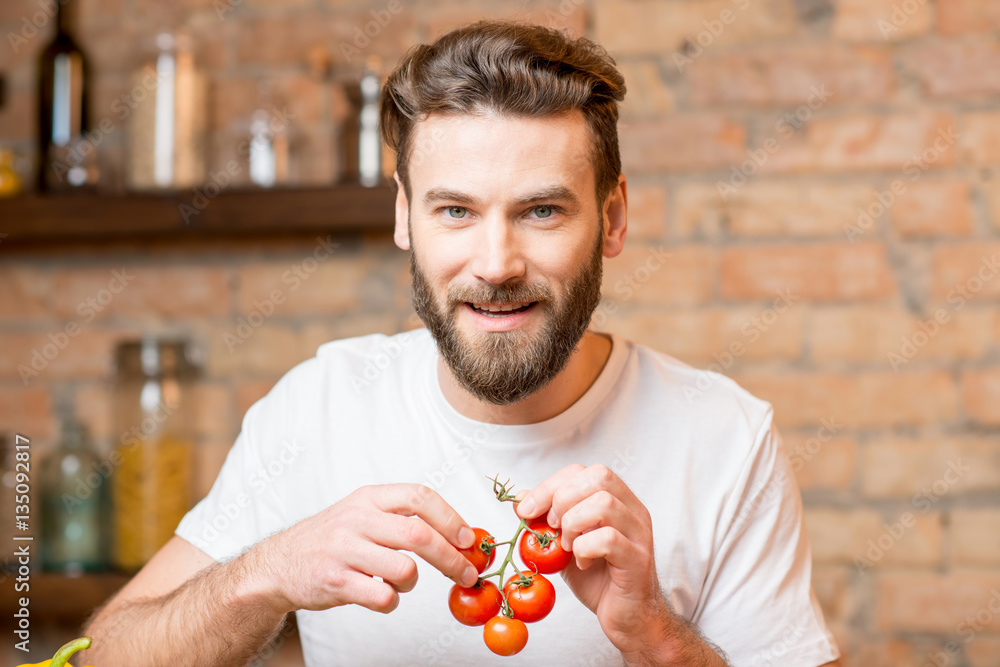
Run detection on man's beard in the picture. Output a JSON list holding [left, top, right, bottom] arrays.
[[410, 224, 605, 406]]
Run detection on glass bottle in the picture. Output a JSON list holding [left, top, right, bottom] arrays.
[[39, 420, 108, 575], [35, 0, 97, 192], [112, 338, 199, 572], [247, 81, 290, 188], [0, 149, 23, 197], [339, 55, 383, 187]]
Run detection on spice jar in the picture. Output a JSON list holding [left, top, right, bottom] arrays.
[[111, 338, 199, 571]]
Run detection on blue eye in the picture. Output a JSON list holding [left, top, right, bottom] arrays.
[[533, 205, 553, 218], [446, 206, 467, 219]]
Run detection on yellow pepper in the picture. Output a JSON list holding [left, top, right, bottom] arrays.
[[18, 636, 93, 667]]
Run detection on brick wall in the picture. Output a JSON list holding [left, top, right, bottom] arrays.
[[2, 0, 999, 665]]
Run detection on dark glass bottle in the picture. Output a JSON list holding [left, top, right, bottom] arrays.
[[40, 420, 108, 575], [36, 0, 93, 192]]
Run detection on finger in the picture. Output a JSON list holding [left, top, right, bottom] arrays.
[[515, 463, 587, 521], [345, 542, 420, 594], [550, 464, 643, 529], [362, 512, 479, 587], [339, 570, 401, 614], [558, 489, 647, 553], [368, 483, 476, 550], [569, 525, 642, 573]]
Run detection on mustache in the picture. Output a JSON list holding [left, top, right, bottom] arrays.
[[448, 284, 553, 304]]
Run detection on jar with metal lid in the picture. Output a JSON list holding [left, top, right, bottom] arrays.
[[111, 338, 200, 572]]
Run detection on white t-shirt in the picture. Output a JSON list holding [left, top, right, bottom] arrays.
[[175, 328, 839, 667]]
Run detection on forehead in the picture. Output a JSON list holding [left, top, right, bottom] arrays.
[[407, 110, 595, 202]]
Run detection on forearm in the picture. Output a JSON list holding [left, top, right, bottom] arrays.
[[78, 547, 287, 666], [621, 606, 730, 667]]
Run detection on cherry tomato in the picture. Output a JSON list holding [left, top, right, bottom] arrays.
[[459, 527, 497, 574], [449, 580, 503, 626], [483, 616, 529, 656], [503, 572, 555, 623], [518, 517, 572, 574]]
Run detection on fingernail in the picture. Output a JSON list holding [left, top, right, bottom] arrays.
[[464, 566, 478, 587], [459, 527, 475, 548], [519, 497, 535, 516]]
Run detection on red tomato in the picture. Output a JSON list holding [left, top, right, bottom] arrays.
[[459, 527, 497, 574], [483, 616, 529, 656], [518, 517, 572, 574], [448, 580, 502, 626], [503, 572, 555, 623]]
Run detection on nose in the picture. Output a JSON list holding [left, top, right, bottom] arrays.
[[469, 217, 526, 286]]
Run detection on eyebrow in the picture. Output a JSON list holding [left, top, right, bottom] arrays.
[[420, 185, 581, 209]]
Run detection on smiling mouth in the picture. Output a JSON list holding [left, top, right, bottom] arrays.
[[467, 302, 537, 318]]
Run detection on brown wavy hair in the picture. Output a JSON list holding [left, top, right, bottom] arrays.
[[380, 19, 627, 209]]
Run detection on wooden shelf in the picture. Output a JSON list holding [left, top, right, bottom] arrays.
[[0, 570, 131, 626], [0, 183, 397, 250]]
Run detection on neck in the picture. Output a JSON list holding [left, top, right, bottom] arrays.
[[437, 330, 612, 425]]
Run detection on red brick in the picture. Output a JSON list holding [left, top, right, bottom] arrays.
[[596, 305, 803, 367], [833, 0, 932, 42], [938, 0, 1000, 35], [212, 74, 321, 133], [951, 510, 1000, 567], [601, 244, 712, 306], [74, 382, 112, 444], [194, 438, 233, 500], [207, 323, 306, 377], [720, 243, 896, 302], [619, 115, 746, 172], [619, 61, 675, 119], [0, 80, 31, 140], [983, 180, 1000, 233], [594, 0, 796, 56], [193, 383, 234, 440], [785, 434, 857, 492], [624, 183, 668, 241], [860, 436, 999, 498], [235, 378, 279, 420], [805, 507, 942, 567], [237, 253, 370, 317], [426, 4, 586, 41], [888, 179, 973, 237], [674, 182, 873, 239], [0, 385, 53, 439], [0, 265, 53, 322], [0, 328, 139, 383], [851, 639, 950, 667], [902, 38, 1000, 98], [930, 243, 1000, 301], [300, 314, 398, 357], [808, 306, 993, 366], [761, 112, 957, 174], [811, 565, 854, 627], [963, 367, 1000, 426], [51, 266, 232, 323], [733, 371, 958, 430], [875, 571, 1000, 633], [960, 112, 1000, 164], [689, 46, 893, 107], [326, 10, 419, 67]]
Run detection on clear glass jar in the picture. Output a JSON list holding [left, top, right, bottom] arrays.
[[124, 30, 208, 190], [39, 420, 109, 575], [112, 338, 199, 572]]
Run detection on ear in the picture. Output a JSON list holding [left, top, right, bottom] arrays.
[[601, 173, 627, 259], [393, 170, 410, 250]]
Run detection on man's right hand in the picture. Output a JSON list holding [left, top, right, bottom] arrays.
[[254, 483, 480, 615]]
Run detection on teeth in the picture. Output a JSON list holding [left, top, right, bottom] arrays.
[[472, 302, 531, 313]]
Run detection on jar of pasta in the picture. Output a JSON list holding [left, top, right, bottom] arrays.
[[111, 338, 199, 572]]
